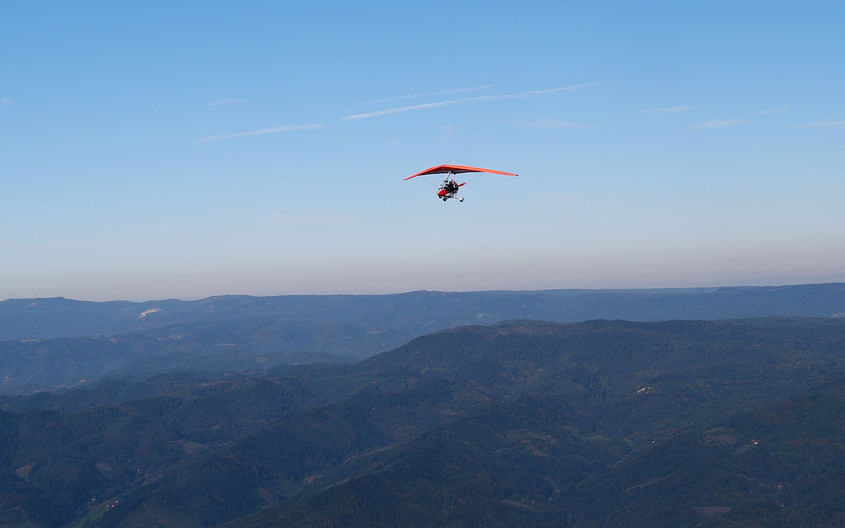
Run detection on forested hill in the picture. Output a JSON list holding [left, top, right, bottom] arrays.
[[2, 282, 844, 342], [1, 318, 844, 527]]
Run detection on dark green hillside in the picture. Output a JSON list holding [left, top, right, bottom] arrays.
[[226, 382, 845, 528], [94, 319, 845, 527], [226, 398, 626, 528], [2, 318, 845, 527], [570, 380, 845, 527], [0, 376, 310, 527], [219, 321, 845, 528], [359, 318, 845, 427], [87, 381, 458, 527]]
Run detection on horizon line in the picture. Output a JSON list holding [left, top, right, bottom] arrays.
[[4, 280, 842, 303]]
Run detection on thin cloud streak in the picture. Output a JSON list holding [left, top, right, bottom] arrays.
[[515, 84, 599, 96], [362, 84, 492, 104], [345, 98, 477, 120], [196, 123, 325, 143], [343, 83, 597, 120], [797, 120, 845, 128], [646, 105, 692, 113], [206, 97, 248, 107], [689, 119, 748, 129]]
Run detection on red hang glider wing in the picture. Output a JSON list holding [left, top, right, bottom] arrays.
[[404, 164, 518, 180]]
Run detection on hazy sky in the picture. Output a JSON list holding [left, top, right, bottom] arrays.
[[2, 1, 844, 301]]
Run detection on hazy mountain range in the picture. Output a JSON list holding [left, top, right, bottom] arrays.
[[2, 283, 845, 394], [3, 284, 845, 342]]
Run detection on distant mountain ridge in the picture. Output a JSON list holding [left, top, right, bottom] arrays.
[[2, 284, 844, 394], [2, 283, 844, 342]]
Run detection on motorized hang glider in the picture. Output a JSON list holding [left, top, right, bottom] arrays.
[[404, 164, 518, 203]]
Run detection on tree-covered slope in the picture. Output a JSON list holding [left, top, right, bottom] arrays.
[[1, 318, 844, 527]]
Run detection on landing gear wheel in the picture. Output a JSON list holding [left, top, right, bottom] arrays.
[[459, 197, 464, 202]]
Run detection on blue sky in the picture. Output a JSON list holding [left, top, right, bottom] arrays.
[[2, 1, 844, 300]]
